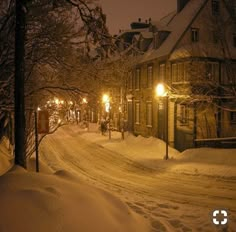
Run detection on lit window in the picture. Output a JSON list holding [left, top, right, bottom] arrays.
[[179, 105, 189, 125], [159, 63, 165, 81], [172, 63, 178, 82], [212, 0, 220, 16], [135, 102, 140, 124], [191, 28, 199, 42], [184, 62, 190, 82], [135, 68, 140, 90], [147, 65, 153, 88], [146, 102, 152, 127]]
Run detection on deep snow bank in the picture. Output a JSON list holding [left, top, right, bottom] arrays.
[[0, 137, 14, 176], [0, 166, 150, 232]]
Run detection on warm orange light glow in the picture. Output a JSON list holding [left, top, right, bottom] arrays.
[[155, 83, 166, 97], [82, 98, 88, 104], [102, 94, 109, 103]]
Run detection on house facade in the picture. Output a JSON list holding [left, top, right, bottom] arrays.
[[125, 0, 236, 151]]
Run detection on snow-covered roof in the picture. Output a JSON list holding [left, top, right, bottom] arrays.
[[116, 28, 148, 38], [151, 11, 176, 30], [140, 0, 207, 62], [169, 42, 235, 60], [140, 31, 153, 39]]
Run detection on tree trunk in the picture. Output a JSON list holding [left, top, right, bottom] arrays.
[[14, 0, 26, 168]]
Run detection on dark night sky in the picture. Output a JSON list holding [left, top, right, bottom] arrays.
[[99, 0, 176, 35]]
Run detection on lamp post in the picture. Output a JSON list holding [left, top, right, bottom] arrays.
[[156, 83, 169, 160], [102, 94, 111, 139], [82, 97, 88, 129]]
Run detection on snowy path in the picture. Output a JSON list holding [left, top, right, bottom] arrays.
[[40, 126, 236, 232]]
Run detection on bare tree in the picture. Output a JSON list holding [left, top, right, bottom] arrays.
[[0, 0, 111, 168]]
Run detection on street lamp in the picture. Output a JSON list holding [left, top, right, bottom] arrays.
[[81, 97, 88, 128], [102, 94, 111, 139], [155, 83, 169, 160]]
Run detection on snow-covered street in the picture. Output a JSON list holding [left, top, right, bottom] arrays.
[[39, 124, 236, 232]]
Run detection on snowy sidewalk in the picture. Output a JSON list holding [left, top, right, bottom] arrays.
[[69, 124, 236, 179]]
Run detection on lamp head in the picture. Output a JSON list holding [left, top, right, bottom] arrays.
[[155, 83, 166, 97], [102, 94, 109, 103]]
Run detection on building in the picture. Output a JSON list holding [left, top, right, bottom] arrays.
[[125, 0, 236, 151]]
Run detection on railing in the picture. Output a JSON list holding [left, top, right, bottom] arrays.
[[195, 137, 236, 148]]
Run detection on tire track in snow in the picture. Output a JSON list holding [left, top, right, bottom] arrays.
[[40, 126, 236, 232]]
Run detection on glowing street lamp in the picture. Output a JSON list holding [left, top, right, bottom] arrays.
[[82, 98, 88, 104], [102, 94, 110, 113], [55, 98, 59, 105], [156, 83, 169, 160], [102, 94, 111, 139], [102, 94, 109, 103], [155, 83, 166, 97]]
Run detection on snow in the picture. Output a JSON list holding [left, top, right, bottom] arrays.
[[0, 133, 149, 232], [1, 124, 236, 231], [0, 166, 149, 232], [77, 126, 236, 178], [141, 0, 206, 62], [151, 11, 176, 29], [140, 31, 153, 39], [0, 137, 14, 176]]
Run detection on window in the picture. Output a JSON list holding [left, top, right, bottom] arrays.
[[128, 71, 133, 89], [172, 64, 178, 82], [184, 62, 190, 82], [178, 63, 184, 82], [230, 112, 236, 124], [146, 102, 152, 127], [159, 63, 165, 81], [147, 65, 153, 88], [135, 102, 140, 124], [172, 62, 190, 83], [212, 0, 220, 16], [206, 62, 219, 82], [191, 28, 199, 42], [220, 62, 236, 85], [135, 68, 140, 90], [179, 105, 189, 125]]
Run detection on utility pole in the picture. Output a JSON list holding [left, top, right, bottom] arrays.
[[15, 0, 27, 168]]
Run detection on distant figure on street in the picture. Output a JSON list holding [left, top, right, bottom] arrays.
[[120, 116, 125, 140], [100, 118, 107, 135]]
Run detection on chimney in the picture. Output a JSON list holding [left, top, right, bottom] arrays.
[[177, 0, 190, 12], [138, 18, 141, 22]]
